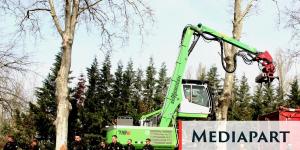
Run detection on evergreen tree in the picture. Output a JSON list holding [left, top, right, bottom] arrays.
[[228, 74, 238, 120], [199, 72, 206, 81], [154, 62, 168, 109], [204, 65, 221, 119], [228, 74, 252, 120], [8, 109, 36, 149], [143, 57, 156, 112], [122, 59, 136, 116], [112, 61, 123, 116], [29, 52, 62, 146], [262, 83, 276, 113], [237, 74, 252, 120], [83, 57, 103, 136], [134, 68, 144, 114], [288, 77, 300, 108], [250, 83, 276, 119], [85, 57, 100, 112], [205, 65, 221, 95], [251, 85, 264, 120], [275, 83, 285, 108], [97, 52, 113, 125]]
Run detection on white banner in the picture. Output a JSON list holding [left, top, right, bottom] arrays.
[[180, 121, 300, 150]]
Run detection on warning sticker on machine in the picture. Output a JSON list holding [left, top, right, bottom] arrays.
[[180, 121, 300, 150]]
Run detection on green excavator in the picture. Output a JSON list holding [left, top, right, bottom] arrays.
[[105, 23, 277, 150]]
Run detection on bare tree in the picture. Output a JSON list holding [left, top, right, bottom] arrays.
[[1, 0, 153, 149], [196, 63, 206, 80], [216, 0, 257, 120], [0, 44, 30, 121], [185, 66, 193, 79], [0, 45, 29, 72], [285, 1, 300, 58], [275, 49, 294, 98]]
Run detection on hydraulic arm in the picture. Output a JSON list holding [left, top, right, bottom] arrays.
[[159, 23, 276, 127]]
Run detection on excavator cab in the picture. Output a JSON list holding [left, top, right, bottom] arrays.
[[138, 79, 215, 127], [178, 79, 214, 119]]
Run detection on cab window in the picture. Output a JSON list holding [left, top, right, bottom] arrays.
[[183, 85, 191, 102], [183, 84, 210, 107], [191, 85, 210, 107]]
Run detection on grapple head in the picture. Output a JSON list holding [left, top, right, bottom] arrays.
[[255, 73, 275, 84], [253, 51, 277, 84]]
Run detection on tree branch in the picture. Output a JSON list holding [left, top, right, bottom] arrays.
[[26, 8, 50, 18], [79, 0, 103, 14], [272, 0, 281, 25], [83, 0, 93, 15], [70, 0, 80, 34], [48, 0, 64, 37], [0, 48, 30, 72], [237, 0, 256, 24], [65, 0, 72, 34]]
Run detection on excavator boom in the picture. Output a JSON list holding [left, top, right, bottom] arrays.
[[159, 23, 276, 127]]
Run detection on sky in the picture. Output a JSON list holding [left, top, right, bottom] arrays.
[[8, 0, 299, 99]]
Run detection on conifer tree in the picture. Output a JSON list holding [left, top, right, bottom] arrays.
[[251, 85, 264, 120], [262, 84, 276, 113], [9, 109, 35, 149], [237, 75, 252, 119], [122, 59, 136, 117], [288, 77, 300, 108], [154, 62, 168, 109], [143, 57, 156, 112], [204, 65, 222, 120], [206, 66, 221, 95], [98, 53, 113, 125], [83, 57, 102, 135], [229, 74, 252, 120], [275, 83, 285, 108], [112, 61, 123, 116], [228, 74, 238, 120], [85, 57, 100, 112], [134, 68, 144, 114]]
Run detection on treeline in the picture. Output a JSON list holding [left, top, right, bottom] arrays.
[[227, 74, 300, 120], [196, 65, 300, 121], [0, 52, 170, 149], [197, 65, 300, 120], [1, 52, 299, 149]]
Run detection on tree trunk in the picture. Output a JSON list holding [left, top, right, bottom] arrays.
[[51, 0, 78, 148], [216, 0, 245, 120], [55, 34, 73, 150]]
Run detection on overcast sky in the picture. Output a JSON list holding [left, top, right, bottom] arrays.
[[13, 0, 299, 98]]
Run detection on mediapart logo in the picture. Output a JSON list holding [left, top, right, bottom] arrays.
[[192, 130, 290, 143], [180, 121, 300, 150]]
